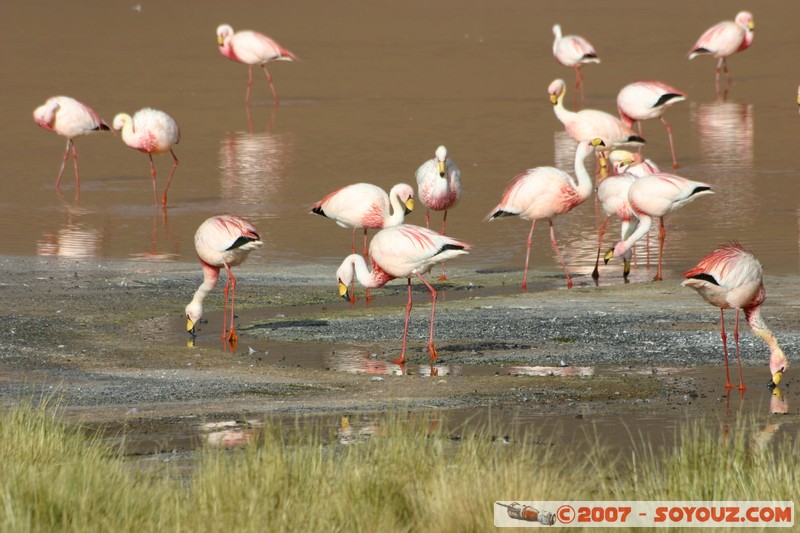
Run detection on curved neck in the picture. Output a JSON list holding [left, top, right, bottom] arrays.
[[553, 91, 575, 125], [344, 254, 393, 289], [572, 143, 595, 199], [190, 261, 220, 305], [386, 190, 407, 226], [745, 307, 788, 374], [619, 214, 653, 255]]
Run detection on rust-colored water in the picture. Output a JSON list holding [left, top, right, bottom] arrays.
[[2, 1, 799, 277]]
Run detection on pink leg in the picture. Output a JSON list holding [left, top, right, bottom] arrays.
[[161, 149, 179, 207], [549, 221, 572, 288], [714, 58, 723, 96], [734, 309, 746, 391], [260, 64, 279, 106], [574, 66, 585, 107], [245, 65, 254, 106], [225, 263, 238, 343], [148, 153, 159, 206], [654, 217, 665, 281], [424, 209, 431, 229], [720, 309, 732, 389], [415, 272, 439, 362], [591, 216, 610, 280], [439, 210, 448, 281], [660, 117, 679, 169], [222, 270, 231, 341], [392, 279, 414, 365], [521, 220, 536, 292], [70, 141, 80, 191], [55, 139, 72, 189], [362, 228, 371, 302]]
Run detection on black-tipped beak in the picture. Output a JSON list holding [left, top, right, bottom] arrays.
[[187, 318, 197, 337], [338, 280, 350, 301], [603, 249, 614, 265], [767, 367, 784, 388]]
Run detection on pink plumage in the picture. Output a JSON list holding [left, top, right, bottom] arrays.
[[552, 24, 600, 104], [335, 224, 469, 365], [33, 95, 111, 191], [487, 139, 601, 291], [217, 23, 299, 106], [617, 81, 687, 168], [185, 214, 263, 344], [682, 243, 788, 390], [688, 11, 754, 94]]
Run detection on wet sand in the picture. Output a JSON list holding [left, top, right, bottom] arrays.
[[0, 256, 797, 455]]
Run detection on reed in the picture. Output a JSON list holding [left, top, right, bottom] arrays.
[[0, 400, 796, 532]]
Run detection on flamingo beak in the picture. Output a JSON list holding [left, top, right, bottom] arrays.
[[404, 197, 414, 214], [217, 35, 225, 46], [338, 280, 350, 300], [438, 160, 446, 177], [767, 367, 784, 388], [603, 249, 614, 265], [549, 94, 558, 105], [187, 318, 196, 337]]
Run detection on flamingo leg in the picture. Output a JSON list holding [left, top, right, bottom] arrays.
[[161, 149, 179, 207], [549, 220, 572, 288], [362, 228, 370, 302], [592, 215, 611, 280], [714, 58, 724, 95], [260, 64, 280, 106], [734, 309, 746, 391], [574, 66, 585, 107], [245, 65, 254, 106], [147, 153, 159, 206], [392, 279, 414, 365], [225, 262, 238, 343], [424, 209, 431, 229], [415, 272, 439, 362], [654, 217, 666, 281], [720, 309, 733, 389], [660, 116, 679, 169], [438, 210, 449, 281], [521, 220, 536, 292], [70, 141, 80, 190], [221, 267, 231, 341], [55, 139, 72, 189]]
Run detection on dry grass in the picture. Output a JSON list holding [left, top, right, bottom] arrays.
[[0, 399, 796, 532]]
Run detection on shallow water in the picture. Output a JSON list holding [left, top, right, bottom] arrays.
[[2, 1, 799, 279]]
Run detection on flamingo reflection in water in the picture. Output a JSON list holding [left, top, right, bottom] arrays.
[[693, 100, 754, 170], [36, 204, 104, 259], [219, 131, 292, 206]]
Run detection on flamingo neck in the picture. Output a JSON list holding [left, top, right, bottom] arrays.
[[553, 91, 575, 125], [745, 307, 789, 374], [385, 189, 407, 226], [191, 262, 220, 304], [618, 215, 652, 256], [347, 254, 394, 289], [572, 143, 595, 200]]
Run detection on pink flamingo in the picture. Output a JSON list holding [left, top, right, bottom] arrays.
[[185, 214, 263, 344], [335, 224, 470, 365], [549, 79, 645, 146], [688, 11, 754, 94], [552, 24, 600, 105], [416, 145, 462, 280], [617, 81, 687, 168], [796, 85, 800, 112], [607, 150, 660, 176], [591, 171, 637, 281], [682, 243, 788, 390], [33, 96, 110, 191], [486, 138, 603, 291], [603, 173, 713, 281], [216, 23, 299, 106], [112, 108, 180, 207]]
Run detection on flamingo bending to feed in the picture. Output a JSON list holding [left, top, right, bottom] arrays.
[[603, 173, 713, 281], [549, 79, 645, 147], [682, 243, 788, 390], [592, 171, 637, 281], [688, 11, 754, 93], [552, 24, 600, 104], [617, 81, 687, 168], [33, 96, 110, 190], [216, 24, 299, 106], [608, 150, 660, 176], [113, 108, 180, 207], [416, 145, 462, 280], [486, 138, 603, 291], [335, 224, 470, 365], [186, 214, 263, 344]]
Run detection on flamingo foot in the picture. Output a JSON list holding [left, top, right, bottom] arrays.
[[438, 274, 448, 282], [738, 383, 747, 392], [428, 343, 438, 362], [391, 355, 406, 365], [227, 329, 238, 343], [652, 274, 663, 282], [725, 381, 734, 390]]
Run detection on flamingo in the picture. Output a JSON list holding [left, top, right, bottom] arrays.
[[216, 23, 299, 106], [591, 171, 637, 281], [335, 224, 470, 365], [682, 243, 788, 390], [549, 79, 645, 147], [797, 84, 800, 112], [603, 173, 713, 281], [486, 138, 603, 291], [185, 214, 263, 344], [416, 145, 462, 280], [552, 24, 600, 105], [112, 108, 180, 207], [688, 11, 754, 94], [608, 150, 660, 176], [617, 81, 687, 168], [33, 96, 110, 191]]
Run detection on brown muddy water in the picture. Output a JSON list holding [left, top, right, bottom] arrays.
[[2, 1, 799, 462]]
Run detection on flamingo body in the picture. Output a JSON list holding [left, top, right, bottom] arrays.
[[552, 24, 599, 102], [688, 12, 754, 93], [217, 23, 298, 105], [186, 214, 263, 343], [604, 173, 713, 280], [113, 108, 180, 206], [336, 224, 470, 364], [487, 139, 601, 290], [608, 150, 660, 176], [617, 81, 686, 167], [549, 79, 645, 145], [682, 243, 788, 389], [33, 96, 110, 189]]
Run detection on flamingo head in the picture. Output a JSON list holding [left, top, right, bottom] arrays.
[[435, 145, 448, 176], [603, 241, 629, 265], [548, 79, 566, 105], [185, 301, 203, 337], [216, 24, 234, 46], [33, 99, 61, 130], [608, 150, 636, 174], [336, 256, 358, 301], [112, 113, 132, 132], [552, 24, 562, 39], [735, 11, 754, 31], [768, 346, 788, 388], [391, 183, 415, 214]]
